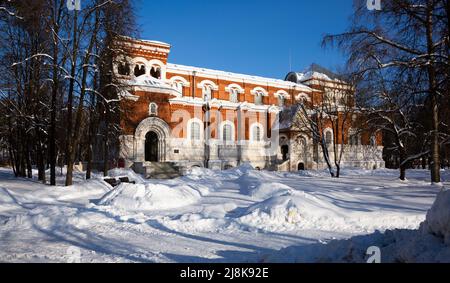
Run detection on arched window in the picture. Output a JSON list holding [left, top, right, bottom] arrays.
[[118, 62, 130, 76], [190, 121, 201, 141], [255, 91, 264, 105], [325, 129, 333, 145], [150, 66, 161, 79], [173, 81, 184, 95], [134, 64, 146, 77], [349, 130, 361, 146], [370, 134, 377, 146], [255, 126, 262, 141], [250, 124, 264, 142], [203, 85, 213, 101], [149, 103, 158, 116], [225, 84, 244, 103], [222, 123, 234, 142], [230, 88, 239, 103], [278, 95, 286, 107]]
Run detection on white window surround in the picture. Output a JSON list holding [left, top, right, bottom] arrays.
[[249, 123, 265, 142], [202, 86, 213, 101], [348, 129, 361, 146], [225, 84, 245, 93], [274, 90, 291, 99], [197, 80, 219, 91], [296, 92, 311, 102], [220, 121, 235, 142], [324, 128, 333, 145], [129, 57, 167, 80], [187, 118, 204, 141], [169, 76, 191, 87], [149, 102, 158, 116], [225, 84, 245, 103], [173, 81, 184, 94], [250, 87, 269, 97]]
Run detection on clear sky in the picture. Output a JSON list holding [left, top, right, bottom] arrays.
[[136, 0, 353, 80]]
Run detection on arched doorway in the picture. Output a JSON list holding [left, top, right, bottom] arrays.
[[145, 131, 159, 162], [298, 162, 305, 171], [281, 145, 289, 161]]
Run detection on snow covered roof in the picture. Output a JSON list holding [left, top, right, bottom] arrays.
[[126, 75, 182, 96], [116, 36, 171, 48], [167, 63, 313, 92], [285, 64, 346, 84], [277, 105, 301, 130], [130, 75, 172, 89]]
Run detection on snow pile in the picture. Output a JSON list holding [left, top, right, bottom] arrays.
[[97, 182, 204, 211], [238, 191, 346, 231], [238, 170, 293, 199], [264, 188, 450, 263], [108, 168, 145, 184], [420, 189, 450, 244], [184, 166, 216, 179], [227, 163, 255, 177], [161, 202, 239, 233]]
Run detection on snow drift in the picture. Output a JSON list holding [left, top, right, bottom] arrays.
[[264, 187, 450, 263], [97, 182, 205, 211], [237, 169, 294, 199], [420, 188, 450, 245]]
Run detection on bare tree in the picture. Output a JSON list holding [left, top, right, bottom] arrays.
[[324, 0, 449, 183], [294, 78, 355, 178]]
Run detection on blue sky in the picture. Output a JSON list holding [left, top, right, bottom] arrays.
[[136, 0, 353, 79]]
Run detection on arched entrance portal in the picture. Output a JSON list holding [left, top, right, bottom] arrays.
[[298, 162, 305, 171], [145, 131, 159, 162], [135, 117, 170, 163]]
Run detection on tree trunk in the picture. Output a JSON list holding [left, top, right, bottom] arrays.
[[400, 165, 406, 181], [49, 6, 60, 186], [399, 150, 407, 181], [103, 106, 110, 177], [36, 135, 46, 183], [426, 0, 441, 183]]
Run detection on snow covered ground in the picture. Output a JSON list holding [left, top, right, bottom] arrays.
[[0, 165, 448, 263]]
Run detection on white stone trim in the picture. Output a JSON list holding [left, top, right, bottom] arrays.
[[134, 117, 171, 162], [167, 63, 313, 92], [250, 87, 269, 96], [274, 90, 291, 99], [225, 83, 245, 93], [295, 92, 311, 102], [197, 80, 219, 91], [169, 76, 191, 87], [149, 102, 158, 116]]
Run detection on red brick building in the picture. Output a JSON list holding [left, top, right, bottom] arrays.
[[113, 37, 384, 177]]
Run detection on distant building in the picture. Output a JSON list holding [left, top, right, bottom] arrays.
[[112, 37, 384, 177]]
